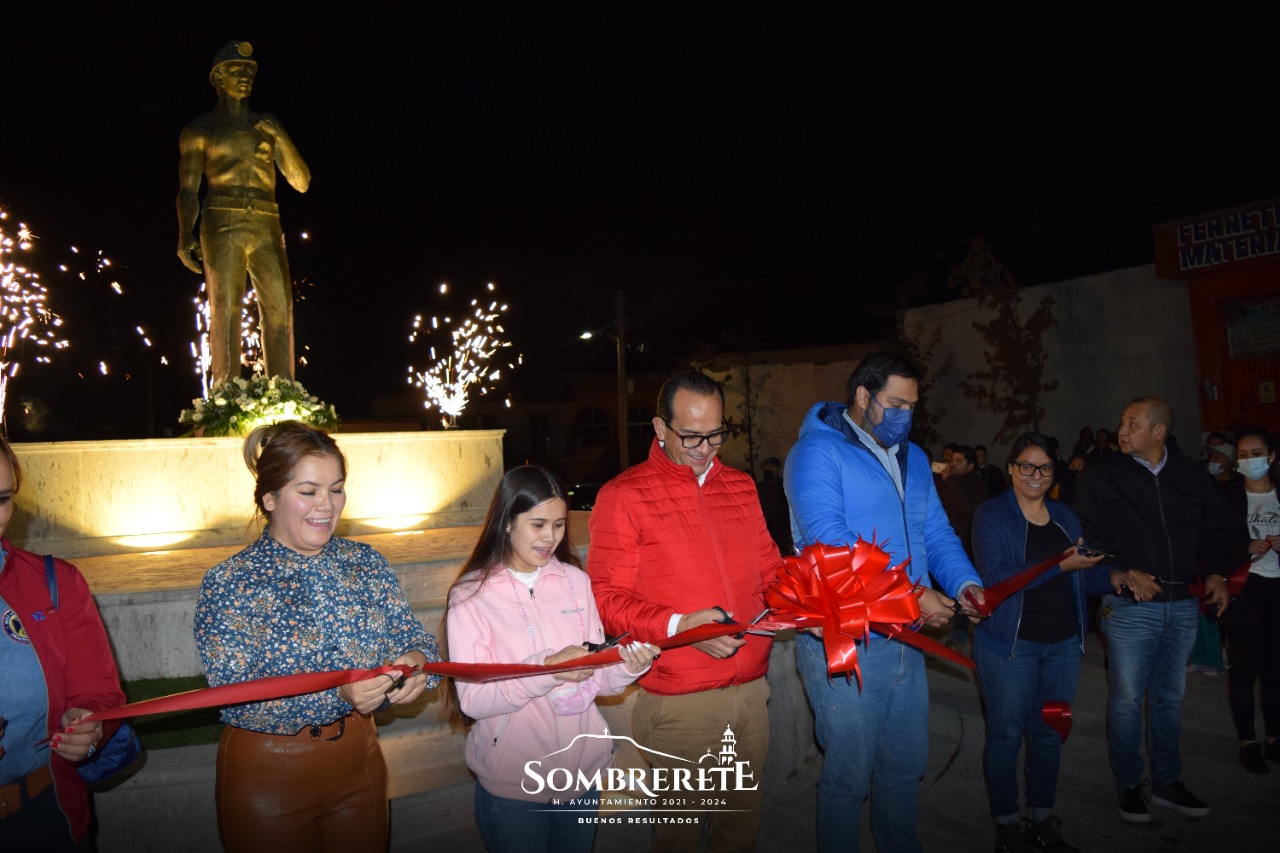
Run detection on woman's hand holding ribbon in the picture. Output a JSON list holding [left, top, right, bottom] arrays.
[[52, 708, 102, 763], [385, 650, 430, 707], [545, 645, 594, 682], [339, 673, 401, 715], [618, 642, 661, 674]]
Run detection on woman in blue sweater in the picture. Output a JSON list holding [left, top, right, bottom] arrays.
[[972, 432, 1126, 853]]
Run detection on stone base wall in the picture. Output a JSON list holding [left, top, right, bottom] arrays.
[[10, 430, 505, 558]]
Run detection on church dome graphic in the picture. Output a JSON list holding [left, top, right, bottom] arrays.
[[718, 724, 738, 766]]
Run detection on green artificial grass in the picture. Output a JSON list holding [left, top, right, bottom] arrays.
[[121, 675, 223, 750]]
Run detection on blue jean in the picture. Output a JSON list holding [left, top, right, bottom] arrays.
[[796, 631, 928, 853], [1100, 595, 1197, 788], [473, 784, 598, 853], [974, 633, 1081, 821]]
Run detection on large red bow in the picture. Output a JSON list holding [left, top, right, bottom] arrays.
[[762, 540, 969, 685]]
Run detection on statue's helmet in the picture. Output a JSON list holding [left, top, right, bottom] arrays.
[[209, 40, 256, 86]]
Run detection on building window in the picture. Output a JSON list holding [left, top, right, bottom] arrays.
[[575, 407, 612, 448], [628, 405, 655, 460]]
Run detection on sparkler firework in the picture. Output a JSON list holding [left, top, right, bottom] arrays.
[[408, 281, 519, 427], [58, 240, 162, 374], [192, 283, 264, 397], [190, 232, 313, 396], [0, 209, 69, 427]]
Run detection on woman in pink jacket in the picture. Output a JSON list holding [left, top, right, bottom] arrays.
[[444, 465, 658, 853]]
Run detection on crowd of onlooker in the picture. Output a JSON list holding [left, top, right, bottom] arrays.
[[932, 420, 1279, 760], [864, 408, 1271, 853]]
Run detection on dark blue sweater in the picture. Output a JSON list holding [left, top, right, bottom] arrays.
[[972, 488, 1115, 655]]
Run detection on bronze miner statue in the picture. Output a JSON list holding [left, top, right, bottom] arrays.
[[176, 40, 310, 386]]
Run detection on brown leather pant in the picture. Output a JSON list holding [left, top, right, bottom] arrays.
[[216, 713, 388, 853]]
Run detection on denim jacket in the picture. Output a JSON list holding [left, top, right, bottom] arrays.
[[972, 489, 1115, 656]]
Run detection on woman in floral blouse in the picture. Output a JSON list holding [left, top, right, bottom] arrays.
[[195, 420, 441, 851]]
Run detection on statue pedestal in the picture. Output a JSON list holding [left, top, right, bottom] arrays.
[[11, 429, 505, 558], [10, 429, 507, 681]]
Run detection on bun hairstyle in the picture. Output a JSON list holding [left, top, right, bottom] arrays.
[[242, 420, 346, 522]]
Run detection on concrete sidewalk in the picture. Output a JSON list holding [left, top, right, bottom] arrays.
[[753, 633, 1280, 852]]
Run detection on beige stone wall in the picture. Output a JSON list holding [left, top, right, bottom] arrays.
[[9, 430, 506, 558], [702, 263, 1202, 470], [902, 264, 1201, 454]]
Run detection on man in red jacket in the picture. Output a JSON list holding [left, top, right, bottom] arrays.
[[590, 370, 782, 852]]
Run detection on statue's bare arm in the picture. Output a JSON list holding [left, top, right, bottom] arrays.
[[176, 124, 207, 274], [256, 113, 310, 194]]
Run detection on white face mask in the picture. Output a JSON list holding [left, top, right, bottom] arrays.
[[1207, 462, 1226, 477], [1239, 456, 1272, 481]]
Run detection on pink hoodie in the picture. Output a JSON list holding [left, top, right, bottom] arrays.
[[447, 557, 643, 802]]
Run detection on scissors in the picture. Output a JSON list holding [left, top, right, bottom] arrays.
[[710, 606, 775, 657], [946, 588, 986, 622], [735, 607, 776, 639], [584, 631, 631, 654]]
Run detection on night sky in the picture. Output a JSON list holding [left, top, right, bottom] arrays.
[[4, 14, 1278, 438]]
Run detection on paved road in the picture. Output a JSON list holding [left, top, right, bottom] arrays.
[[755, 633, 1280, 852]]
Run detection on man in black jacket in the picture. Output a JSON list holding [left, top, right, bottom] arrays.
[[974, 444, 1007, 498], [1074, 396, 1232, 825]]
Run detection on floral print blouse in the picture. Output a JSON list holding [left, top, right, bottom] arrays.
[[194, 528, 441, 734]]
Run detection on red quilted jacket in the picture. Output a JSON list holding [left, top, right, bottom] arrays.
[[588, 439, 781, 695]]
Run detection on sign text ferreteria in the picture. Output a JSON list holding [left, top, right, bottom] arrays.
[[1154, 199, 1280, 279]]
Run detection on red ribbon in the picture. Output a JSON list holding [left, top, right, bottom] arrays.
[[1042, 700, 1072, 743], [82, 540, 988, 724], [1188, 557, 1253, 601], [762, 540, 974, 685], [80, 621, 753, 724], [963, 551, 1071, 617]]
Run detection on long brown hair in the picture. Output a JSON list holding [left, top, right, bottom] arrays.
[[439, 465, 579, 728]]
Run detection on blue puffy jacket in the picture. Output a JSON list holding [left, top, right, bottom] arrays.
[[784, 402, 980, 606], [972, 487, 1116, 655]]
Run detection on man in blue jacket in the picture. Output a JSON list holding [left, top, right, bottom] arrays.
[[784, 350, 985, 852]]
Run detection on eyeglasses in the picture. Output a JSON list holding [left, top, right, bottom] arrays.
[[663, 420, 729, 449], [1014, 461, 1056, 477]]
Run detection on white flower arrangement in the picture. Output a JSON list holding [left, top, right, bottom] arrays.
[[178, 374, 339, 437]]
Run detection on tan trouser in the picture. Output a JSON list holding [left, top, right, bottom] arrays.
[[216, 713, 388, 853], [632, 678, 770, 853]]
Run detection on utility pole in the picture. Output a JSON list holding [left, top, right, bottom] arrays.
[[615, 290, 628, 472]]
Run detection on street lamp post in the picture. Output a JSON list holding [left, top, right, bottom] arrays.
[[614, 291, 628, 472], [581, 291, 631, 474]]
